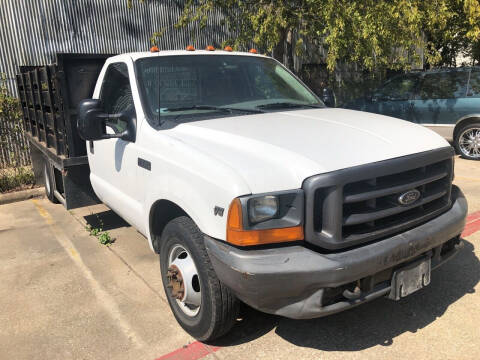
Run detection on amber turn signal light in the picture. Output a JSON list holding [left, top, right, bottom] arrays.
[[224, 46, 233, 52], [150, 46, 159, 52], [206, 45, 215, 51], [226, 199, 304, 246], [186, 45, 195, 51], [249, 48, 258, 54]]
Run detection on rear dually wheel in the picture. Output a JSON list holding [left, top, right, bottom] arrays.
[[43, 162, 58, 203]]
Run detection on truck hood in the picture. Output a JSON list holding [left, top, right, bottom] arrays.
[[167, 108, 450, 194]]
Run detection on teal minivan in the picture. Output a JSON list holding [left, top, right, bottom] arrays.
[[346, 67, 480, 160]]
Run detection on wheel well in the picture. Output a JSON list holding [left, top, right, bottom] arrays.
[[454, 117, 480, 140], [149, 200, 189, 253]]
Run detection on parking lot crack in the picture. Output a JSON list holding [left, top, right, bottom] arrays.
[[107, 246, 168, 304]]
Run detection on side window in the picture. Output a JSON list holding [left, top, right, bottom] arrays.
[[376, 75, 417, 101], [467, 69, 480, 97], [418, 71, 468, 100], [100, 63, 134, 132]]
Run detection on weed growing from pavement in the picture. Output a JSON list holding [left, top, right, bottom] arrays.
[[98, 232, 113, 245], [85, 214, 115, 246]]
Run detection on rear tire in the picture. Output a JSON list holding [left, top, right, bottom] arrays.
[[454, 122, 480, 160], [43, 162, 58, 203], [160, 216, 239, 341]]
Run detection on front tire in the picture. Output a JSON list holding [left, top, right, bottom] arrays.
[[455, 122, 480, 160], [160, 216, 239, 341]]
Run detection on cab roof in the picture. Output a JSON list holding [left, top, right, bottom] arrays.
[[108, 50, 269, 62]]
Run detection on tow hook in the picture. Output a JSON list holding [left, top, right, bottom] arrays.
[[343, 285, 362, 300], [167, 265, 185, 300]]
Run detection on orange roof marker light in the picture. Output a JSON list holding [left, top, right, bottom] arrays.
[[186, 45, 195, 51], [206, 45, 215, 51], [224, 46, 233, 52], [150, 46, 159, 52], [249, 48, 258, 54]]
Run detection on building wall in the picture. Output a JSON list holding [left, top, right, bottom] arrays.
[[0, 0, 231, 96]]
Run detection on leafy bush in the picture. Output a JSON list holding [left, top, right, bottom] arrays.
[[0, 73, 32, 193], [0, 166, 35, 193], [0, 73, 30, 168]]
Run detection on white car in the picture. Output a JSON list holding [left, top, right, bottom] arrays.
[[71, 49, 466, 341]]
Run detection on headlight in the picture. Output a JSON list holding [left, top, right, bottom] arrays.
[[248, 195, 279, 223], [226, 190, 304, 246]]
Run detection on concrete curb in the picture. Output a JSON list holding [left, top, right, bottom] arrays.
[[0, 187, 45, 206]]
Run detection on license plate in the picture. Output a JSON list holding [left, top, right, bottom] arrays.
[[388, 258, 431, 300]]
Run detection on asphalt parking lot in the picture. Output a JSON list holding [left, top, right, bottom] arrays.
[[1, 156, 479, 360]]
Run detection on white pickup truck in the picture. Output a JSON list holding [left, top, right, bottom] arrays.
[[20, 49, 468, 341]]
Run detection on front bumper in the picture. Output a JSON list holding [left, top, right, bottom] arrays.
[[205, 186, 468, 319]]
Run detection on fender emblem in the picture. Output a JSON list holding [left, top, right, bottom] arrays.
[[398, 189, 421, 206], [214, 206, 224, 217]]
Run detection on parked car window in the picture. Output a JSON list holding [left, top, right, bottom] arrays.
[[100, 62, 134, 132], [417, 71, 468, 100], [467, 69, 480, 97], [374, 74, 417, 101]]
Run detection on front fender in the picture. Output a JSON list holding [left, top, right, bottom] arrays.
[[143, 175, 244, 251], [140, 134, 252, 251]]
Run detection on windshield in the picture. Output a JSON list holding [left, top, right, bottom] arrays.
[[135, 55, 323, 125]]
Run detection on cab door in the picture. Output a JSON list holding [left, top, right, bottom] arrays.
[[88, 61, 143, 229], [369, 74, 418, 121]]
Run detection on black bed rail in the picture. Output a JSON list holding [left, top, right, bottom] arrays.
[[15, 53, 113, 159]]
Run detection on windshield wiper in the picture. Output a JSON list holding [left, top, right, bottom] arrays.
[[164, 105, 264, 114], [224, 107, 264, 114], [256, 102, 323, 110]]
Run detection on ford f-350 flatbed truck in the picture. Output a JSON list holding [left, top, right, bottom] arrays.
[[17, 49, 467, 341]]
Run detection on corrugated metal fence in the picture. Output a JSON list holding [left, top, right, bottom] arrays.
[[0, 0, 231, 96], [0, 0, 232, 168]]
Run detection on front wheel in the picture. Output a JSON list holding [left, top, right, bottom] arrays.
[[455, 123, 480, 160], [160, 216, 239, 341]]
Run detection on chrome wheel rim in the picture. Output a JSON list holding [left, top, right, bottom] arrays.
[[167, 244, 201, 317], [459, 127, 480, 159], [44, 165, 51, 195]]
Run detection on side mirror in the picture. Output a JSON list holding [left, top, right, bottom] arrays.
[[77, 99, 135, 142], [321, 88, 336, 108]]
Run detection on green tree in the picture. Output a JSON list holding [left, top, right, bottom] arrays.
[[129, 0, 480, 71]]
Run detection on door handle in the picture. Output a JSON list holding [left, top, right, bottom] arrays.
[[138, 158, 151, 171]]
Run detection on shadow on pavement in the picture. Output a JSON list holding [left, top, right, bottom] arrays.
[[212, 304, 279, 346], [84, 210, 130, 232], [215, 240, 479, 350]]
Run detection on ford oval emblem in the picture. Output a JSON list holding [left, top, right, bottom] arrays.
[[398, 189, 421, 206]]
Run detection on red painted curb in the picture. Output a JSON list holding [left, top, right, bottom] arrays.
[[463, 218, 480, 238], [466, 210, 480, 224], [462, 210, 480, 238], [155, 341, 220, 360]]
